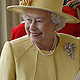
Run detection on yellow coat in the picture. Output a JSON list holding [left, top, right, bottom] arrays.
[[0, 33, 80, 80]]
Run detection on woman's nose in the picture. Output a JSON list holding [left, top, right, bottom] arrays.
[[30, 21, 37, 31]]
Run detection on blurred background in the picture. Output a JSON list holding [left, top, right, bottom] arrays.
[[0, 0, 22, 53]]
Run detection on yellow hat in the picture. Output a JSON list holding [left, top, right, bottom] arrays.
[[7, 0, 80, 23]]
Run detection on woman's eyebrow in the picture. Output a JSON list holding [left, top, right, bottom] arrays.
[[26, 15, 31, 17], [26, 15, 45, 19]]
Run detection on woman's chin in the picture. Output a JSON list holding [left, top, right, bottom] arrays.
[[30, 38, 41, 44], [30, 35, 42, 43]]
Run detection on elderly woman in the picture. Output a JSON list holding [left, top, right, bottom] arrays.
[[0, 0, 80, 80]]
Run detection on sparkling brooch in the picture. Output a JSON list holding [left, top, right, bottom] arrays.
[[64, 42, 76, 60], [19, 0, 33, 6]]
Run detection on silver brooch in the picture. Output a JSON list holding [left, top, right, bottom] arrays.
[[64, 42, 76, 60]]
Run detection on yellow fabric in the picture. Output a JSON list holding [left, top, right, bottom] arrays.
[[0, 34, 80, 80]]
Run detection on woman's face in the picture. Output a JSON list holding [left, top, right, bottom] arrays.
[[25, 9, 58, 45]]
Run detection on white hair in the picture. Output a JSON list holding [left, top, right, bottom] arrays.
[[21, 10, 66, 31], [51, 13, 66, 31]]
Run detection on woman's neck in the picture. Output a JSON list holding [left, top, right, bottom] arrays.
[[34, 35, 59, 51], [35, 42, 53, 51]]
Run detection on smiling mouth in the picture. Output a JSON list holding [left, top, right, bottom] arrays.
[[31, 33, 42, 37]]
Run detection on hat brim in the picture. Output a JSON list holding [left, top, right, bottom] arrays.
[[7, 5, 80, 23]]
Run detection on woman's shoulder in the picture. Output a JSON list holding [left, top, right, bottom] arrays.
[[58, 33, 79, 44], [5, 35, 34, 61], [3, 35, 31, 50], [58, 33, 77, 39], [9, 35, 33, 52], [10, 35, 28, 41], [10, 35, 31, 45]]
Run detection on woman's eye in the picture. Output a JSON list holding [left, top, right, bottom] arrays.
[[27, 19, 32, 21], [36, 20, 43, 23], [26, 18, 32, 23]]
